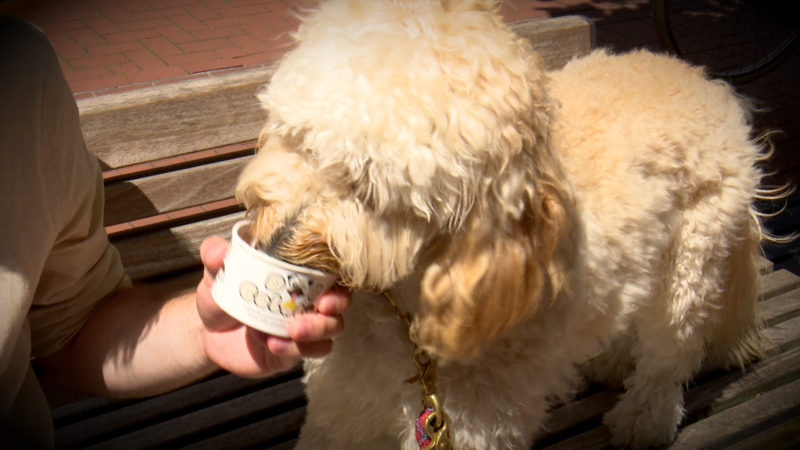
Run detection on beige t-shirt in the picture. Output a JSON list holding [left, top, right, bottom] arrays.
[[1, 17, 127, 446]]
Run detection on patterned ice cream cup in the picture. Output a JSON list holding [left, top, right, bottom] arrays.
[[211, 220, 338, 337]]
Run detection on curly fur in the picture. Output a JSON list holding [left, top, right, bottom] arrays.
[[235, 0, 769, 448]]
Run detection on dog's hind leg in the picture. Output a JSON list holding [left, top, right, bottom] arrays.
[[603, 187, 761, 449]]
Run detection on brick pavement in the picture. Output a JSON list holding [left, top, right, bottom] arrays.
[[1, 0, 304, 96]]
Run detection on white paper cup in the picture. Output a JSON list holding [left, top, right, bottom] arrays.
[[211, 221, 337, 337]]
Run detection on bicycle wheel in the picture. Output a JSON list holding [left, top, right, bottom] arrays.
[[653, 0, 799, 83]]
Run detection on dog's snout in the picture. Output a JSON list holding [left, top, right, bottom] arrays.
[[252, 210, 341, 275], [255, 216, 300, 256]]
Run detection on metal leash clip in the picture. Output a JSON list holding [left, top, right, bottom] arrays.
[[406, 350, 452, 449], [421, 393, 452, 450]]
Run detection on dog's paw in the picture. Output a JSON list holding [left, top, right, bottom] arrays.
[[603, 393, 681, 449]]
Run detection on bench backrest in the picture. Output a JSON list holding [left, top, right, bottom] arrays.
[[78, 15, 595, 283]]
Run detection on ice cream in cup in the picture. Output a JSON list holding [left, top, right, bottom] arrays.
[[211, 220, 338, 337]]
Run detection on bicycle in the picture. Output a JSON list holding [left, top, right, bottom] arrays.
[[653, 0, 799, 84]]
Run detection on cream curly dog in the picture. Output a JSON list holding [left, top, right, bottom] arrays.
[[236, 0, 771, 448]]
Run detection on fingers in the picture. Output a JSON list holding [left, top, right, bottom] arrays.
[[273, 286, 350, 360], [314, 285, 351, 316], [247, 329, 299, 373], [288, 312, 344, 341], [286, 285, 350, 342], [265, 334, 334, 360]]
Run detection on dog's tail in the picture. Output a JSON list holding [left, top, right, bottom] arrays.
[[713, 132, 797, 370], [752, 132, 798, 245]]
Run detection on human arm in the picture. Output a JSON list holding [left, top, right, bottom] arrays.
[[38, 236, 350, 398]]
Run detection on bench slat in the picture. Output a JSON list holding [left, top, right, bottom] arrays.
[[542, 426, 609, 449], [104, 156, 251, 226], [114, 212, 244, 280], [179, 407, 307, 449], [265, 439, 299, 450], [513, 15, 595, 70], [540, 389, 617, 445], [722, 415, 800, 450], [671, 378, 800, 449], [684, 346, 800, 423], [762, 314, 800, 354], [759, 269, 800, 299], [82, 376, 305, 449], [54, 371, 282, 447], [759, 285, 800, 327], [78, 69, 272, 170]]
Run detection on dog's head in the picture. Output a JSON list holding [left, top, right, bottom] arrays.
[[237, 0, 573, 361]]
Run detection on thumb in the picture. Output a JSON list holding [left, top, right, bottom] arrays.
[[200, 235, 230, 283], [197, 235, 238, 331]]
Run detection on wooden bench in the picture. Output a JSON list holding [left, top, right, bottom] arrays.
[[41, 14, 800, 449]]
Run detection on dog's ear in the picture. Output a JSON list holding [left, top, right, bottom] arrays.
[[414, 183, 568, 361]]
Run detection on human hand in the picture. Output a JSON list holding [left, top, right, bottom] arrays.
[[196, 235, 350, 377]]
